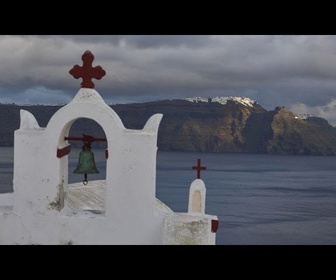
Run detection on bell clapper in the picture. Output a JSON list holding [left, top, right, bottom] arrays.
[[83, 174, 88, 185]]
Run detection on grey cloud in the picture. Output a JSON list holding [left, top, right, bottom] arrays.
[[120, 35, 213, 49], [2, 35, 336, 121]]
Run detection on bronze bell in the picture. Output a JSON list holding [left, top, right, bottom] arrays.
[[73, 146, 99, 185]]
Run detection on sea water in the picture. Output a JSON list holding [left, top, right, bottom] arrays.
[[1, 146, 336, 245]]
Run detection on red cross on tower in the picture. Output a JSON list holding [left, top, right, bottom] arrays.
[[192, 158, 206, 179], [69, 50, 106, 89]]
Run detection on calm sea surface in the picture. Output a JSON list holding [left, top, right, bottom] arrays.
[[1, 146, 336, 245]]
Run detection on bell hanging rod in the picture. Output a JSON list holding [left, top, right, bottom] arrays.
[[65, 134, 107, 147], [57, 135, 108, 159]]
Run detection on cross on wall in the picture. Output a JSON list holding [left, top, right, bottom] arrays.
[[69, 50, 106, 89], [192, 158, 206, 179]]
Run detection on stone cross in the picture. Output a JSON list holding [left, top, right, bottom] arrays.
[[192, 158, 206, 179], [69, 50, 106, 89]]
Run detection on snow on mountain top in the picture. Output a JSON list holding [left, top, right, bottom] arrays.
[[185, 96, 256, 107]]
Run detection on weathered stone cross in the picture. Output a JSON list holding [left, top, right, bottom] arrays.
[[192, 158, 206, 179], [69, 50, 106, 89]]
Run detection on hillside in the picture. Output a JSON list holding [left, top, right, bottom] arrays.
[[1, 97, 336, 155]]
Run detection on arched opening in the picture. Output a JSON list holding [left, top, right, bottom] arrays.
[[60, 117, 108, 214]]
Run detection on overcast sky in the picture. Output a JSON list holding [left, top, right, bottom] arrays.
[[1, 35, 336, 122]]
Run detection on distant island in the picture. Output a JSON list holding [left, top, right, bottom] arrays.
[[1, 96, 336, 155]]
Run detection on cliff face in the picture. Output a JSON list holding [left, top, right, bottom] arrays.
[[266, 107, 336, 155], [156, 100, 266, 152], [1, 98, 336, 155], [113, 98, 267, 153]]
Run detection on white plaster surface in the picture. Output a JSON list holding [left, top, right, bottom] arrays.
[[19, 110, 42, 130], [188, 179, 206, 214], [0, 87, 218, 245], [163, 213, 218, 245], [66, 180, 174, 214], [67, 180, 105, 211], [0, 193, 13, 208]]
